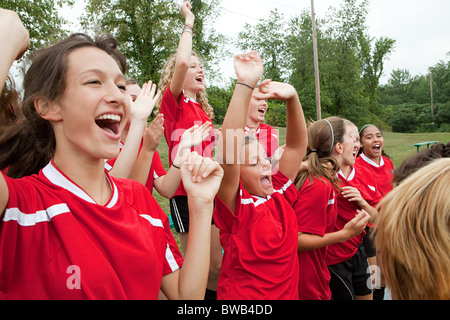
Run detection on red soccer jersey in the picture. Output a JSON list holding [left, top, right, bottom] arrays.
[[245, 124, 279, 157], [105, 145, 167, 194], [326, 166, 383, 266], [214, 171, 299, 300], [144, 150, 167, 193], [293, 176, 337, 300], [0, 161, 183, 299], [159, 86, 214, 197], [355, 153, 394, 196]]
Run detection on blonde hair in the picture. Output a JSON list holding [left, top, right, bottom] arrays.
[[375, 158, 450, 300], [155, 52, 214, 120]]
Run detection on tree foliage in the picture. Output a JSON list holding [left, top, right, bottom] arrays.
[[0, 0, 71, 50], [236, 9, 289, 82], [81, 0, 226, 86], [380, 58, 450, 132], [233, 0, 395, 126]]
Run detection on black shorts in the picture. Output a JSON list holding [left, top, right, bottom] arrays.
[[170, 195, 215, 233], [328, 244, 373, 300], [362, 226, 377, 258]]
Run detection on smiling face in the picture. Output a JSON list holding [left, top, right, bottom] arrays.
[[239, 139, 274, 197], [340, 123, 360, 167], [246, 94, 268, 127], [52, 46, 129, 162], [360, 125, 384, 162], [184, 55, 205, 97]]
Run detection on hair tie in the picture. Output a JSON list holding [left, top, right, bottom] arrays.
[[307, 149, 318, 156], [323, 119, 334, 153]]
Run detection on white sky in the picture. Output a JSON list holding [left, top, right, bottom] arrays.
[[16, 0, 450, 88], [212, 0, 450, 85]]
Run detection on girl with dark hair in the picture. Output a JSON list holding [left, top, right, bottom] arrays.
[[356, 124, 394, 196], [355, 124, 394, 300], [0, 9, 223, 299]]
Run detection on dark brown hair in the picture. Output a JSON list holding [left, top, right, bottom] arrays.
[[0, 33, 126, 178], [0, 76, 21, 126], [393, 142, 450, 185]]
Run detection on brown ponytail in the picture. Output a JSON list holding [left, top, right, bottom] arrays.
[[294, 117, 346, 190]]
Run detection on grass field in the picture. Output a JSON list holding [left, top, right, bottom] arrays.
[[153, 127, 450, 216]]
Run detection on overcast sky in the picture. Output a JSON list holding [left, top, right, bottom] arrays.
[[212, 0, 450, 85], [51, 0, 450, 87]]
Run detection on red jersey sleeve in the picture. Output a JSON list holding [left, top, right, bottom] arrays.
[[159, 85, 183, 122]]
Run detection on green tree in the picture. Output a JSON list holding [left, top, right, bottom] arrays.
[[285, 11, 318, 121], [429, 59, 450, 104], [206, 84, 232, 125], [359, 35, 396, 108], [81, 0, 226, 85], [0, 0, 71, 50], [236, 9, 289, 82]]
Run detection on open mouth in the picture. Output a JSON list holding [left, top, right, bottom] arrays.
[[95, 113, 121, 136], [260, 175, 272, 187], [372, 144, 381, 152], [195, 76, 203, 84], [258, 108, 266, 115]]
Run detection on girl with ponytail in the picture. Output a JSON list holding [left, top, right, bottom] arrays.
[[293, 117, 370, 300]]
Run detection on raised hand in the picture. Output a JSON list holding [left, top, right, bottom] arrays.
[[179, 121, 212, 150], [253, 80, 297, 101], [234, 50, 264, 86], [142, 113, 164, 153], [0, 8, 30, 61], [130, 81, 161, 122], [180, 150, 224, 203], [180, 1, 194, 21]]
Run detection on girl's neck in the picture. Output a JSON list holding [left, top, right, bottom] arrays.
[[184, 89, 197, 102], [340, 164, 353, 178], [366, 153, 381, 165], [246, 119, 260, 130], [53, 152, 112, 205]]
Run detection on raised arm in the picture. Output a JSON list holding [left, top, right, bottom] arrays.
[[153, 121, 211, 199], [0, 8, 29, 91], [0, 8, 30, 218], [170, 1, 195, 100], [128, 113, 164, 185], [160, 150, 223, 299], [253, 81, 307, 182], [109, 81, 161, 179], [216, 51, 263, 213]]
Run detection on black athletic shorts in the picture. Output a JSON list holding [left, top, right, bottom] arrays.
[[328, 244, 373, 300], [362, 226, 377, 258], [170, 195, 215, 233]]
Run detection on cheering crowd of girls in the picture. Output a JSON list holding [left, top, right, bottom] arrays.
[[0, 2, 449, 300]]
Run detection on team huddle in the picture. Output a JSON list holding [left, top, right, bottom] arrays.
[[0, 2, 449, 301]]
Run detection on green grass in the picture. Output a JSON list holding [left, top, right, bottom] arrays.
[[380, 132, 450, 167]]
